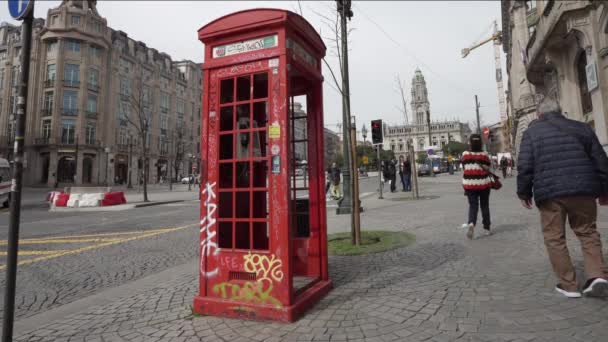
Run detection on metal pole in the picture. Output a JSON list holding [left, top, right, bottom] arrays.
[[351, 117, 361, 245], [410, 145, 419, 200], [3, 7, 33, 341], [127, 137, 132, 188], [336, 0, 353, 215], [475, 95, 481, 134], [426, 110, 435, 177], [377, 145, 383, 199]]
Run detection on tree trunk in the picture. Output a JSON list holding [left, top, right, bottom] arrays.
[[142, 132, 149, 202]]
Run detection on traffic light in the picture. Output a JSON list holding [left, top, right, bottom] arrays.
[[371, 119, 383, 145]]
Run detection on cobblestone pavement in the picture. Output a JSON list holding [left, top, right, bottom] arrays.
[[14, 175, 608, 341]]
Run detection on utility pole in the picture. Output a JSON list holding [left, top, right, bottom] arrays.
[[475, 95, 481, 134], [336, 0, 354, 216], [3, 2, 34, 341], [350, 116, 361, 245], [127, 135, 133, 188], [426, 110, 435, 177]]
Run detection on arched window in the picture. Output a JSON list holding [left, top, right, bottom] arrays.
[[576, 51, 593, 114]]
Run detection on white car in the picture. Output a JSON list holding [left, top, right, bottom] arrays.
[[181, 176, 191, 184]]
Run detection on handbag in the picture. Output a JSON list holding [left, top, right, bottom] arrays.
[[475, 161, 502, 190]]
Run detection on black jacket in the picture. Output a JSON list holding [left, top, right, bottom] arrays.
[[516, 112, 608, 205]]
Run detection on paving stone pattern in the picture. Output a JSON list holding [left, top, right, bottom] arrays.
[[16, 176, 608, 341]]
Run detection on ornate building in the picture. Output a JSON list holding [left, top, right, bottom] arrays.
[[383, 69, 471, 159], [502, 0, 608, 156], [0, 0, 202, 186]]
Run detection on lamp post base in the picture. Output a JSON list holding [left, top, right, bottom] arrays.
[[336, 197, 351, 215]]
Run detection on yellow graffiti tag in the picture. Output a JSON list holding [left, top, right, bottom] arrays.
[[213, 279, 282, 308], [243, 252, 284, 282]]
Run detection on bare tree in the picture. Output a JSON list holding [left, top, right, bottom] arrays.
[[123, 66, 151, 202]]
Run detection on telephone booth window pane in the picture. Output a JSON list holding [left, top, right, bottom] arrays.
[[252, 191, 267, 218], [219, 134, 233, 160], [236, 132, 251, 159], [256, 131, 267, 157], [253, 101, 267, 128], [220, 106, 233, 131], [219, 163, 233, 188], [218, 222, 232, 248], [235, 191, 250, 218], [236, 104, 250, 128], [253, 73, 268, 99], [235, 162, 250, 188], [218, 192, 232, 218], [235, 222, 251, 249], [252, 161, 267, 188], [236, 76, 251, 101], [220, 78, 234, 104], [252, 222, 269, 250]]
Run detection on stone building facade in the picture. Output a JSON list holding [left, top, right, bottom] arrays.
[[502, 0, 608, 156], [383, 69, 471, 159], [323, 128, 340, 167], [0, 0, 202, 187]]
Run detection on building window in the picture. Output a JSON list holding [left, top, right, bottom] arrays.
[[118, 101, 130, 121], [64, 63, 79, 86], [160, 114, 168, 130], [88, 68, 99, 88], [576, 51, 593, 114], [71, 15, 81, 26], [85, 123, 96, 145], [89, 45, 102, 58], [47, 64, 56, 81], [143, 86, 151, 106], [61, 119, 76, 144], [120, 78, 131, 97], [11, 66, 19, 86], [0, 69, 4, 89], [66, 39, 81, 52], [8, 121, 15, 143], [51, 15, 58, 26], [119, 58, 133, 73], [87, 94, 97, 113], [47, 41, 57, 54], [63, 90, 78, 113], [177, 98, 185, 114], [44, 91, 54, 111], [42, 119, 52, 139], [160, 92, 169, 111]]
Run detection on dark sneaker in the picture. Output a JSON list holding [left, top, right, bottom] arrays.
[[555, 284, 581, 298], [482, 227, 492, 236], [582, 278, 608, 297]]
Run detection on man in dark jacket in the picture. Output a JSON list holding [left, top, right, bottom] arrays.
[[517, 97, 608, 298], [388, 159, 397, 193]]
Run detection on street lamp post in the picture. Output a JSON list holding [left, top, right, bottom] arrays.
[[127, 135, 133, 188], [104, 147, 111, 186], [361, 124, 367, 145]]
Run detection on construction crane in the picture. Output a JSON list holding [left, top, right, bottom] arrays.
[[462, 20, 507, 123]]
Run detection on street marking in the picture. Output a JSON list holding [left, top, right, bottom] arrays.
[[0, 224, 196, 270], [0, 250, 72, 256], [0, 238, 124, 245]]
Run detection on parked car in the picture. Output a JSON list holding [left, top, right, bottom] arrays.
[[417, 163, 431, 177]]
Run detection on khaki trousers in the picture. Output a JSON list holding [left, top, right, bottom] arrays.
[[539, 196, 606, 291]]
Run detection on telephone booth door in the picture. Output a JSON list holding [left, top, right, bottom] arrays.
[[195, 8, 331, 322]]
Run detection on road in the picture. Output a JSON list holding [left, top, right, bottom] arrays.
[[0, 189, 200, 321]]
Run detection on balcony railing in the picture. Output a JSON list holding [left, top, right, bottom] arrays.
[[86, 111, 97, 119], [63, 80, 80, 88], [83, 139, 101, 148], [61, 107, 79, 116], [87, 82, 99, 92], [44, 79, 55, 88], [41, 108, 52, 117], [161, 107, 168, 113], [34, 137, 51, 146]]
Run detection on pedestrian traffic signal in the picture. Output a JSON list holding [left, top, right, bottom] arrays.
[[371, 119, 383, 145]]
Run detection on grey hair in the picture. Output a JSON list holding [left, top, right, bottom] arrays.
[[537, 96, 562, 115]]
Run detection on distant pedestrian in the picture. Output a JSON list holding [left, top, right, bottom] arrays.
[[402, 157, 412, 191], [388, 159, 397, 193], [461, 134, 494, 239], [507, 158, 513, 177], [500, 156, 508, 179], [517, 97, 608, 298], [329, 162, 342, 200]]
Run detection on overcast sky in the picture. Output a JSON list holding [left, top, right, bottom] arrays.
[[2, 1, 505, 134]]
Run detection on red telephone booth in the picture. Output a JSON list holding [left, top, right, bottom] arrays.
[[194, 9, 332, 322]]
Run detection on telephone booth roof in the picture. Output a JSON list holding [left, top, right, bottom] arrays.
[[198, 8, 326, 60]]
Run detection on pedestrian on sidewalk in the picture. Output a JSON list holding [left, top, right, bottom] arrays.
[[398, 156, 405, 191], [329, 162, 342, 200], [403, 157, 412, 191], [500, 156, 508, 179], [388, 159, 397, 193], [461, 134, 494, 239], [517, 97, 608, 299]]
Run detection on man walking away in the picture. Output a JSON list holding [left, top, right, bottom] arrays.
[[389, 159, 397, 193], [517, 97, 608, 298], [398, 156, 405, 191]]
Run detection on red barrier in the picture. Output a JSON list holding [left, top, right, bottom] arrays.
[[55, 193, 70, 207], [101, 192, 126, 206]]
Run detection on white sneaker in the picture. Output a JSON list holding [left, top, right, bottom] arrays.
[[481, 229, 492, 237], [461, 223, 469, 229], [582, 278, 608, 297], [466, 224, 474, 240], [555, 284, 581, 298]]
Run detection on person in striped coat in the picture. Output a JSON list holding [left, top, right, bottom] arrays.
[[461, 134, 493, 239]]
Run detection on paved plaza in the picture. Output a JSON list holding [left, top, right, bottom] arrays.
[[10, 175, 608, 342]]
